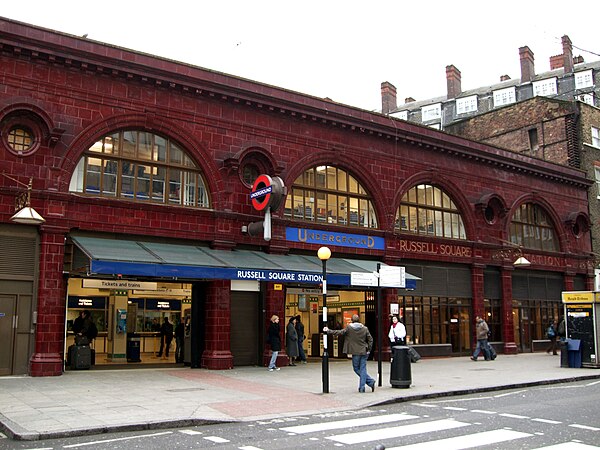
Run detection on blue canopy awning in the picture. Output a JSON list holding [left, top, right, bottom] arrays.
[[71, 236, 419, 289]]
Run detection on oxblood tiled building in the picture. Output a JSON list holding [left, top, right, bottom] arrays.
[[0, 17, 594, 377]]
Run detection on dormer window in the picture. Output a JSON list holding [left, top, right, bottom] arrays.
[[456, 96, 478, 114], [421, 103, 441, 122], [493, 87, 516, 107], [533, 78, 557, 97]]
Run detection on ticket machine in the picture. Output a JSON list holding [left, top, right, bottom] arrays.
[[561, 291, 600, 368]]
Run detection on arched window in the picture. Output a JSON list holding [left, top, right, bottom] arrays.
[[284, 166, 378, 228], [396, 184, 466, 239], [69, 130, 210, 208], [509, 203, 558, 251]]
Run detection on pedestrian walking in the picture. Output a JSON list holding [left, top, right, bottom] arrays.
[[471, 316, 492, 361], [286, 316, 299, 366], [323, 314, 376, 393], [266, 315, 281, 371], [295, 315, 307, 363], [546, 319, 558, 355]]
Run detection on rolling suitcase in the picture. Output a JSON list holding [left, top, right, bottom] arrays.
[[407, 346, 421, 363], [70, 344, 92, 370]]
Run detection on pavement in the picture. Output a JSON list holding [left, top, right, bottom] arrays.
[[1, 352, 599, 441]]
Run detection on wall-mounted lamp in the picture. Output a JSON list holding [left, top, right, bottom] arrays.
[[1, 174, 45, 225]]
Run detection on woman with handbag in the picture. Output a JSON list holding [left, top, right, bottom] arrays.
[[388, 315, 406, 346]]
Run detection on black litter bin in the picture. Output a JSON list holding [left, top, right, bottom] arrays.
[[567, 339, 582, 368], [559, 340, 569, 368], [126, 335, 141, 362], [390, 345, 411, 388]]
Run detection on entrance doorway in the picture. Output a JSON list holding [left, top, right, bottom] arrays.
[[230, 291, 260, 366]]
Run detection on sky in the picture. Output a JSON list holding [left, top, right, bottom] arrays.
[[1, 1, 598, 112]]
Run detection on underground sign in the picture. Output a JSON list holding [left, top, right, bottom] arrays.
[[250, 174, 285, 211]]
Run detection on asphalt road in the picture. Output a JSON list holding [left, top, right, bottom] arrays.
[[2, 379, 599, 449]]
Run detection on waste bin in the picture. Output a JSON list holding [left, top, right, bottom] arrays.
[[567, 339, 582, 368], [390, 345, 411, 388], [126, 335, 141, 362], [559, 340, 569, 368]]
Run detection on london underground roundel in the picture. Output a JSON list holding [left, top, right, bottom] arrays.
[[250, 174, 285, 212], [250, 174, 273, 211]]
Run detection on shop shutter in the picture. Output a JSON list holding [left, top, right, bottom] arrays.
[[512, 273, 529, 299], [0, 234, 36, 278]]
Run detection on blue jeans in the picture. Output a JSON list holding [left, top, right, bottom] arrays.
[[268, 351, 279, 369], [351, 354, 375, 392], [473, 339, 489, 359]]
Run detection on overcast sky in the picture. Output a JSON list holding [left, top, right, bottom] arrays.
[[1, 1, 598, 111]]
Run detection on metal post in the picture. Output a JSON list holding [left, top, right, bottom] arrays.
[[377, 263, 382, 387], [322, 256, 329, 393]]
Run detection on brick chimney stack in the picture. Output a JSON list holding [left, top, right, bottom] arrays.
[[519, 46, 535, 82], [562, 35, 573, 73], [381, 81, 397, 114], [446, 65, 461, 99]]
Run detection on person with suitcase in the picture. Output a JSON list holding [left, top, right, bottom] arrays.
[[69, 310, 96, 369], [471, 316, 491, 361]]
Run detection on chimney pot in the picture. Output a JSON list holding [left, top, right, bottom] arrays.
[[519, 46, 535, 82], [381, 81, 397, 114], [446, 64, 462, 99], [562, 35, 573, 73], [500, 74, 511, 82], [405, 97, 415, 104]]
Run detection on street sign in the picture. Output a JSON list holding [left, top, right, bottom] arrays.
[[379, 266, 406, 288], [351, 271, 378, 287]]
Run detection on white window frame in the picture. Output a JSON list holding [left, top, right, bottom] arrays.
[[421, 103, 441, 122], [533, 78, 558, 97], [592, 127, 600, 148], [391, 110, 408, 121], [493, 87, 516, 107], [575, 70, 593, 89], [595, 165, 600, 199], [456, 95, 478, 114], [577, 93, 595, 105]]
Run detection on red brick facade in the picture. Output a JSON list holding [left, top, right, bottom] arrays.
[[0, 18, 594, 376]]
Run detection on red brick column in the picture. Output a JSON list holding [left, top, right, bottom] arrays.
[[201, 280, 234, 369], [29, 227, 67, 377], [262, 284, 287, 367], [501, 267, 518, 354], [471, 264, 485, 350]]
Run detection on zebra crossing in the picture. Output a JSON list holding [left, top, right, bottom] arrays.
[[277, 412, 600, 449]]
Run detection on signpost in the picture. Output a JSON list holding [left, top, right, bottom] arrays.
[[351, 264, 406, 387]]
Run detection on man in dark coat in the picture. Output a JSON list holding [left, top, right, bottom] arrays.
[[157, 317, 174, 359]]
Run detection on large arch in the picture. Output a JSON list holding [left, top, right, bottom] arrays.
[[285, 150, 389, 230], [394, 171, 476, 240], [58, 113, 223, 206]]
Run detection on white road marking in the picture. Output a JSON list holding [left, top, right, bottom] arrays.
[[386, 429, 531, 450], [569, 424, 600, 431], [444, 407, 468, 411], [239, 446, 264, 450], [62, 431, 173, 448], [325, 419, 470, 445], [279, 413, 419, 434], [470, 409, 496, 414], [494, 389, 529, 398], [0, 432, 6, 439], [532, 418, 562, 424], [531, 442, 600, 449], [204, 436, 230, 443], [412, 403, 439, 408], [499, 413, 529, 419], [586, 380, 600, 386], [179, 429, 203, 435]]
